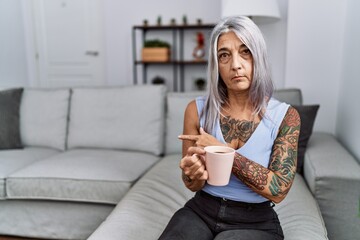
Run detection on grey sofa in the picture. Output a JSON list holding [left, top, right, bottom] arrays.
[[0, 85, 358, 239]]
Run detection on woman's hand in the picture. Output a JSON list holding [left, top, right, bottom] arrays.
[[178, 127, 225, 148], [179, 146, 208, 191]]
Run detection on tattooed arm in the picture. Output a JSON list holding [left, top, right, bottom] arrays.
[[232, 106, 301, 203]]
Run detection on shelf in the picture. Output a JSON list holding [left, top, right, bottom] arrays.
[[132, 23, 214, 92], [133, 24, 215, 30], [135, 60, 208, 65]]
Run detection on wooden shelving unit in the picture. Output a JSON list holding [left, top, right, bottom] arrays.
[[132, 24, 215, 92]]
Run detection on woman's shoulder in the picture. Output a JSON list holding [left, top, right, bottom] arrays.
[[186, 99, 197, 111]]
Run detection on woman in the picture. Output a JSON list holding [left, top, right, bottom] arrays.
[[159, 16, 300, 240]]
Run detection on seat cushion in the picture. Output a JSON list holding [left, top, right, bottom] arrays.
[[67, 85, 166, 155], [6, 149, 160, 204], [274, 174, 328, 239], [88, 154, 192, 240], [20, 89, 70, 150], [88, 154, 327, 240], [0, 147, 60, 199], [0, 200, 114, 240]]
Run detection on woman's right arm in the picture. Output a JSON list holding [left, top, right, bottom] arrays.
[[179, 100, 208, 191]]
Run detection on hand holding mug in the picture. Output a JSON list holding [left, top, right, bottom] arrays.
[[179, 147, 208, 190]]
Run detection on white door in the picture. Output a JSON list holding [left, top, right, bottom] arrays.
[[32, 0, 105, 87]]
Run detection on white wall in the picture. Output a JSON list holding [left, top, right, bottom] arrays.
[[336, 0, 360, 161], [285, 0, 347, 134], [259, 0, 288, 89], [0, 0, 28, 88]]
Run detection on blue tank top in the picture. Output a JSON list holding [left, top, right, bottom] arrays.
[[196, 96, 290, 203]]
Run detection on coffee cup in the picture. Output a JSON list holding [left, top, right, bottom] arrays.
[[204, 146, 235, 186]]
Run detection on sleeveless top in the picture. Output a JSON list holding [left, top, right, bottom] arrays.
[[196, 96, 290, 203]]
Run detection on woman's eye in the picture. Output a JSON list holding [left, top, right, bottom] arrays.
[[241, 49, 251, 56], [218, 53, 230, 63]]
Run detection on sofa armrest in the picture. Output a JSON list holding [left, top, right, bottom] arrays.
[[303, 132, 360, 240]]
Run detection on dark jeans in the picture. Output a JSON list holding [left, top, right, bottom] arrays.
[[159, 191, 284, 240]]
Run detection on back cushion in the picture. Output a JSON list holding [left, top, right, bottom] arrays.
[[273, 88, 302, 105], [20, 89, 70, 151], [67, 85, 166, 155], [165, 88, 303, 155], [165, 91, 204, 155]]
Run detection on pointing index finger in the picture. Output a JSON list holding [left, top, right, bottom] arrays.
[[178, 135, 199, 141]]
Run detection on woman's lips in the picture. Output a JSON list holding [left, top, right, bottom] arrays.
[[232, 76, 245, 81]]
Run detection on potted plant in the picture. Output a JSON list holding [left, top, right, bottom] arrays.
[[152, 76, 165, 85], [142, 39, 171, 62], [195, 78, 206, 90]]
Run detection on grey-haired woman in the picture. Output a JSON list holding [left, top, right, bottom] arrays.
[[159, 16, 300, 240]]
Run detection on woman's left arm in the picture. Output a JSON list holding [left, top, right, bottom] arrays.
[[232, 106, 301, 203]]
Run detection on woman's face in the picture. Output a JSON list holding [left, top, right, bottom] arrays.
[[217, 31, 253, 93]]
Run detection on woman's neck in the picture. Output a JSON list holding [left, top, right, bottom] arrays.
[[225, 90, 253, 112]]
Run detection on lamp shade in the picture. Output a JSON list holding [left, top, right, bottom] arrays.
[[221, 0, 281, 23]]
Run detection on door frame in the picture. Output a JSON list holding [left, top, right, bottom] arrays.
[[22, 0, 39, 87]]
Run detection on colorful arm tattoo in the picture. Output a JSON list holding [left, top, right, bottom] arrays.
[[232, 107, 301, 201]]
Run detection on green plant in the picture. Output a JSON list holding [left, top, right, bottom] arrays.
[[144, 39, 170, 48], [182, 15, 188, 25], [152, 76, 165, 85], [195, 78, 206, 90], [157, 16, 162, 25]]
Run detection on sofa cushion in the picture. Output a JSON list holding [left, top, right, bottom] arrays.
[[88, 154, 192, 240], [273, 88, 302, 105], [88, 154, 327, 240], [293, 104, 319, 173], [0, 88, 23, 150], [20, 89, 70, 151], [165, 91, 204, 155], [0, 200, 114, 240], [274, 175, 328, 239], [0, 147, 60, 199], [6, 149, 160, 204], [67, 85, 166, 155]]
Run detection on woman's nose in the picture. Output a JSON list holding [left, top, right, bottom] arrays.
[[231, 53, 242, 70]]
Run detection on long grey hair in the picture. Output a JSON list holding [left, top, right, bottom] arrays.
[[201, 16, 274, 133]]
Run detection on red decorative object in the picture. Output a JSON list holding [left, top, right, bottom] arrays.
[[193, 32, 205, 60], [197, 32, 204, 46]]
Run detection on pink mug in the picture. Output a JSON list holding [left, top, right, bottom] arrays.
[[204, 146, 235, 186]]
